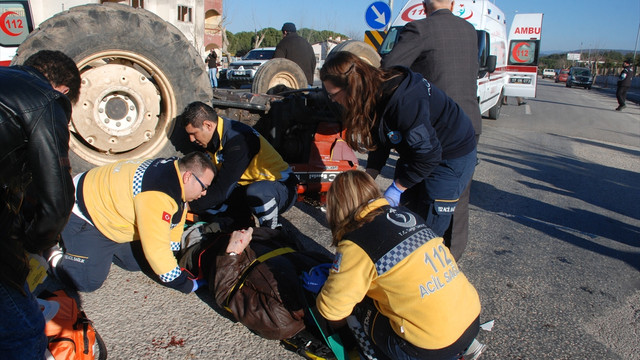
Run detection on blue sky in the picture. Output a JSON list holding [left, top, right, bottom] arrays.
[[224, 0, 640, 54]]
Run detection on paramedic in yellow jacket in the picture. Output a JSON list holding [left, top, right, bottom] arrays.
[[178, 101, 298, 230], [51, 152, 215, 293], [317, 170, 484, 360]]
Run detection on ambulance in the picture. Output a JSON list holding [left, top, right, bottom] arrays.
[[378, 0, 543, 119]]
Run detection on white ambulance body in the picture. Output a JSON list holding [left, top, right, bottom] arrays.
[[504, 12, 544, 98], [379, 0, 543, 119]]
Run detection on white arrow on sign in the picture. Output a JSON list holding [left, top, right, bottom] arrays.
[[372, 5, 386, 25]]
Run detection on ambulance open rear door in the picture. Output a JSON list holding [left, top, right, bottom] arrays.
[[503, 13, 543, 98], [0, 1, 33, 66]]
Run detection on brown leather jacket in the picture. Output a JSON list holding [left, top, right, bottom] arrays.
[[180, 227, 331, 340], [214, 245, 305, 339]]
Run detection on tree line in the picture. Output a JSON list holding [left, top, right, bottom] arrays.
[[539, 50, 638, 76], [225, 28, 349, 57]]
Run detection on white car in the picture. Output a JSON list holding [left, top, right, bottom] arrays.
[[542, 69, 556, 79], [224, 47, 275, 88]]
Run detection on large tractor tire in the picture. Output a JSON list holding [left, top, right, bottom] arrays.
[[328, 40, 381, 67], [252, 58, 308, 94], [12, 3, 211, 172]]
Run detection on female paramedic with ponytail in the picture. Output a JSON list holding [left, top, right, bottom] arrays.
[[320, 51, 477, 258], [316, 170, 485, 360]]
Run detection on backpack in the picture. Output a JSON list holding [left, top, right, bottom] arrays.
[[41, 290, 107, 360]]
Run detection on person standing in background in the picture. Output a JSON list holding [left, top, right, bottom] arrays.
[[380, 0, 481, 261], [616, 59, 633, 111], [206, 49, 219, 88], [274, 22, 317, 87], [502, 96, 526, 106]]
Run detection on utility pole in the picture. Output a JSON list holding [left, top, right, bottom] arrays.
[[386, 0, 394, 31], [579, 42, 583, 66], [634, 21, 640, 74]]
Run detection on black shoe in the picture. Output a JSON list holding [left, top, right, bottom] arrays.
[[281, 330, 336, 359], [518, 101, 526, 106], [615, 104, 626, 111]]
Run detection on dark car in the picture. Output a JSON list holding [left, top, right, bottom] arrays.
[[555, 69, 569, 83], [566, 67, 593, 89]]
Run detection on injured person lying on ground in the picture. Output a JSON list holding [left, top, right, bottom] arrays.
[[177, 223, 345, 359]]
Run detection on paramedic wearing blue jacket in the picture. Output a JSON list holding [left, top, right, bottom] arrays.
[[179, 101, 298, 230], [320, 51, 476, 238]]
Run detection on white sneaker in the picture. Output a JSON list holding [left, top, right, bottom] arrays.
[[463, 339, 486, 360]]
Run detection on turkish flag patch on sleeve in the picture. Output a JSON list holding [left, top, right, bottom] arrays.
[[162, 211, 171, 223]]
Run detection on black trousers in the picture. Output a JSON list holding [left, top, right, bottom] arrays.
[[616, 86, 629, 106], [444, 135, 478, 262], [444, 178, 471, 261]]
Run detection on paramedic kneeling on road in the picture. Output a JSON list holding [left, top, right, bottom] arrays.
[[317, 170, 483, 360], [321, 51, 476, 239], [50, 152, 215, 293], [178, 101, 298, 230]]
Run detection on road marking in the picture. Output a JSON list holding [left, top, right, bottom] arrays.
[[524, 104, 531, 115]]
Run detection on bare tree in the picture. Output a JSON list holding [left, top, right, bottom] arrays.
[[221, 26, 229, 54], [346, 29, 362, 41], [253, 30, 266, 49], [189, 26, 203, 59], [218, 10, 230, 54]]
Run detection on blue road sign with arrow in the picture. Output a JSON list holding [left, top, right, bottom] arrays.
[[365, 1, 391, 30]]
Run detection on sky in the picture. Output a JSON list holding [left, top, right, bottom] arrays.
[[223, 0, 640, 54]]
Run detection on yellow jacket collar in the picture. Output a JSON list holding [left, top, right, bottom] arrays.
[[356, 198, 389, 220], [174, 159, 186, 202]]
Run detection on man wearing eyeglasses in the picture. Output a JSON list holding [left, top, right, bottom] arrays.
[[47, 152, 215, 294], [178, 101, 298, 231]]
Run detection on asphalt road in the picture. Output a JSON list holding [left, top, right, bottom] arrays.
[[72, 78, 639, 360]]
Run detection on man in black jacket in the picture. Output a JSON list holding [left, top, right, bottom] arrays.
[[274, 22, 317, 87], [0, 50, 81, 359], [616, 59, 633, 111], [380, 0, 480, 261]]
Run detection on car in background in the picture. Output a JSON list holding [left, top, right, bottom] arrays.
[[223, 47, 276, 88], [555, 69, 569, 83], [542, 69, 556, 79], [566, 67, 593, 89]]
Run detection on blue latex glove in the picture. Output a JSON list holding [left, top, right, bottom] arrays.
[[191, 278, 208, 292], [384, 182, 404, 207], [301, 263, 332, 294]]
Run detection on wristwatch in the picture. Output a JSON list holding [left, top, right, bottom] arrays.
[[227, 252, 238, 256]]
